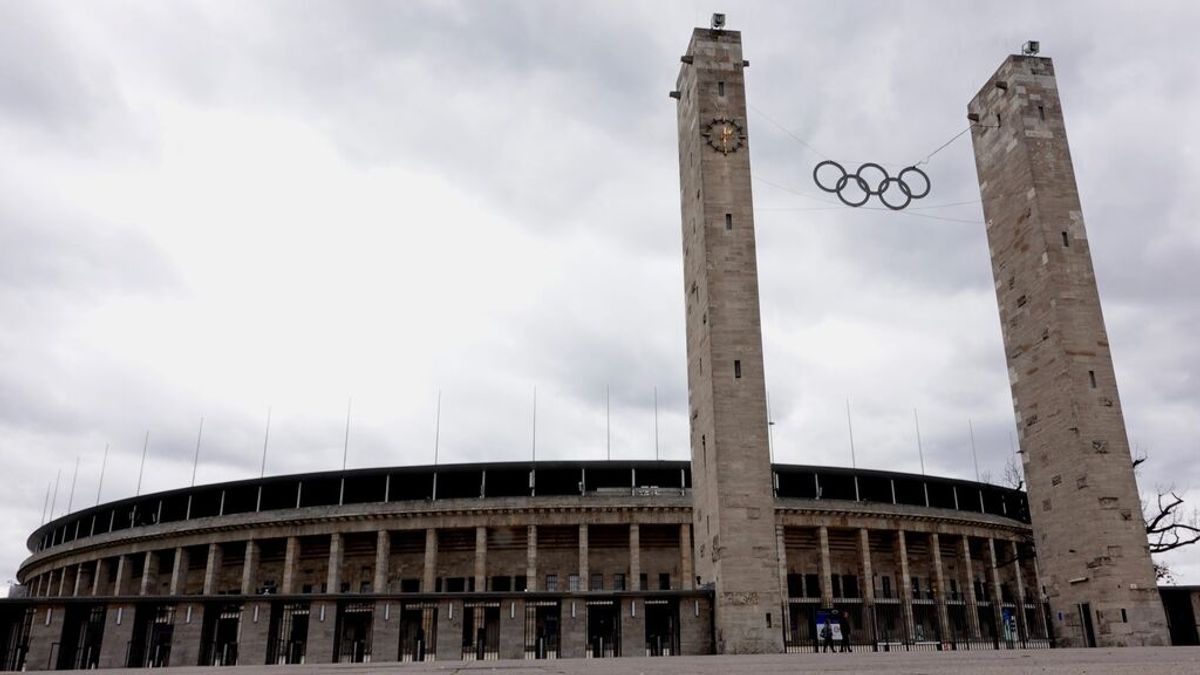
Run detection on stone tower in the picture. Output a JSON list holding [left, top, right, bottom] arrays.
[[968, 54, 1169, 647], [674, 26, 784, 654]]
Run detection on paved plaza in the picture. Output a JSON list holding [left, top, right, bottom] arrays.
[[74, 648, 1200, 675]]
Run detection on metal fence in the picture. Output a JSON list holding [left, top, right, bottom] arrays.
[[785, 597, 1055, 654]]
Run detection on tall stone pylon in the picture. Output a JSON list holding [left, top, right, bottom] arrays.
[[673, 24, 784, 654], [968, 53, 1169, 647]]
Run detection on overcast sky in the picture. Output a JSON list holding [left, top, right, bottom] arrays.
[[2, 0, 1197, 586]]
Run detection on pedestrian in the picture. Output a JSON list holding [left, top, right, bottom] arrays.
[[821, 618, 834, 653], [839, 612, 852, 652]]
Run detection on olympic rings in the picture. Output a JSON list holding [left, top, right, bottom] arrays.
[[812, 160, 931, 211]]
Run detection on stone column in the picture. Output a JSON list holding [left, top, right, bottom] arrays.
[[239, 601, 272, 666], [435, 599, 462, 661], [620, 597, 645, 657], [474, 526, 487, 592], [169, 547, 189, 596], [98, 604, 135, 668], [858, 528, 875, 643], [930, 533, 950, 643], [57, 567, 69, 597], [960, 535, 981, 638], [72, 563, 87, 597], [26, 604, 65, 669], [680, 523, 694, 591], [241, 539, 259, 595], [371, 601, 400, 662], [374, 530, 391, 593], [282, 536, 300, 594], [775, 525, 790, 599], [629, 523, 641, 590], [578, 524, 589, 588], [896, 530, 915, 641], [91, 559, 105, 596], [560, 599, 585, 658], [114, 554, 131, 596], [987, 538, 1005, 640], [423, 528, 438, 592], [307, 602, 337, 663], [170, 603, 205, 666], [818, 526, 833, 605], [858, 529, 875, 600], [1011, 540, 1029, 640], [327, 532, 343, 594], [138, 551, 156, 595], [202, 543, 222, 595], [500, 599, 525, 660], [526, 525, 538, 591]]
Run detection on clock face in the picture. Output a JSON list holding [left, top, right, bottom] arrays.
[[703, 118, 745, 154]]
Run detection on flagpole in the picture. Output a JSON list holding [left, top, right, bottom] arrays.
[[191, 417, 205, 487], [845, 398, 857, 469], [913, 409, 925, 475], [260, 407, 272, 479], [342, 397, 352, 471], [135, 431, 149, 496], [96, 443, 109, 505], [66, 456, 80, 514], [969, 418, 981, 482], [653, 386, 660, 461]]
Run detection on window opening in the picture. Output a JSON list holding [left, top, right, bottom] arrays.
[[1088, 370, 1097, 388], [1062, 231, 1070, 247], [734, 360, 742, 379], [725, 213, 732, 230], [717, 81, 725, 96]]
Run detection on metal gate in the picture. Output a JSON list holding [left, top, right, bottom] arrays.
[[267, 602, 309, 664], [399, 603, 437, 662], [461, 602, 500, 661], [0, 607, 33, 671], [644, 599, 679, 656], [129, 604, 174, 668], [585, 600, 619, 658], [200, 603, 241, 666], [335, 601, 373, 663], [910, 599, 941, 650], [59, 605, 106, 670], [523, 601, 559, 659], [784, 599, 817, 653]]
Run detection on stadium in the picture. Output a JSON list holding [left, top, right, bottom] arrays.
[[8, 460, 1041, 668]]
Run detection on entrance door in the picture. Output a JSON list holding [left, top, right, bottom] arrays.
[[586, 602, 619, 658], [267, 602, 309, 664], [335, 602, 373, 663], [1077, 603, 1097, 648], [461, 604, 500, 660], [644, 600, 679, 656], [399, 605, 436, 662], [200, 603, 242, 666], [129, 605, 174, 667], [524, 601, 560, 659], [57, 605, 105, 670]]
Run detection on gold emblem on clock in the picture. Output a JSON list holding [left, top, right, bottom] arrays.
[[703, 118, 745, 154]]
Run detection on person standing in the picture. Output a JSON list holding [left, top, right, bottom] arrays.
[[839, 612, 852, 652]]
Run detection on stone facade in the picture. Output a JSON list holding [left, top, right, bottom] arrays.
[[5, 461, 1041, 669], [968, 54, 1169, 647], [675, 26, 785, 654]]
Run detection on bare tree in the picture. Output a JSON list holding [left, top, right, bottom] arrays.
[[1002, 453, 1024, 491], [1134, 448, 1200, 580]]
